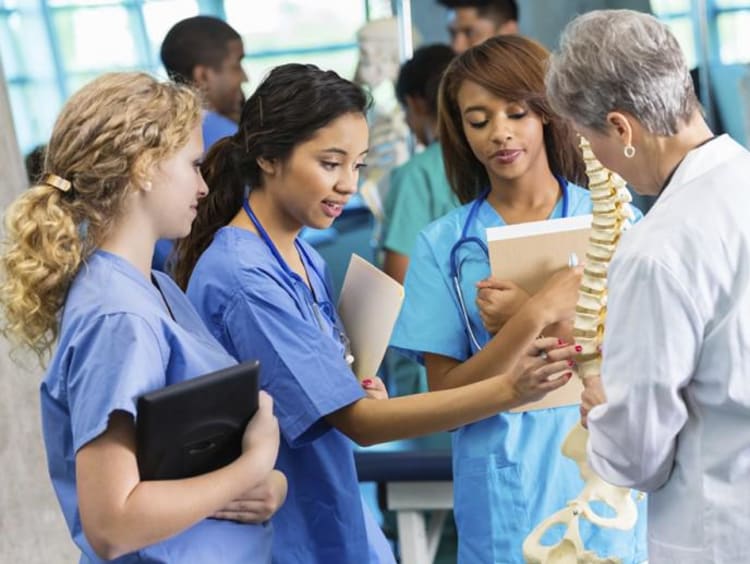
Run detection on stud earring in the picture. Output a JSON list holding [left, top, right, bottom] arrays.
[[624, 144, 636, 159]]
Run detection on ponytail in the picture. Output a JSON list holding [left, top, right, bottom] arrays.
[[172, 136, 247, 289], [0, 72, 202, 361], [1, 185, 84, 358]]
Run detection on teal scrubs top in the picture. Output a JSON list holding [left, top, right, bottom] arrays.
[[382, 142, 459, 257], [41, 250, 272, 563], [390, 183, 648, 563], [381, 142, 459, 395]]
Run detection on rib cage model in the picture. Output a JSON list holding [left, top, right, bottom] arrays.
[[521, 137, 641, 564]]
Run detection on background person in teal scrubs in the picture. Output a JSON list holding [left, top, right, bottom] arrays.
[[390, 35, 647, 563], [382, 43, 458, 284], [0, 73, 283, 563], [381, 44, 458, 398]]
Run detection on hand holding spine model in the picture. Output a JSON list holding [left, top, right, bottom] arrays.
[[522, 137, 641, 564]]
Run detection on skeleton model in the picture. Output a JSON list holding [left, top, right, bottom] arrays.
[[353, 17, 412, 222], [522, 137, 641, 564]]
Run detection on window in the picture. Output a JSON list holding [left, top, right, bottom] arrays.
[[225, 0, 366, 87], [651, 0, 750, 66], [715, 0, 750, 63], [650, 0, 697, 68], [1, 0, 380, 156]]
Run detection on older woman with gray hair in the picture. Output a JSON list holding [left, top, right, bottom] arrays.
[[547, 9, 750, 564]]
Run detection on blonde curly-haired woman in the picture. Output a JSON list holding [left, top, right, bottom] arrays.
[[0, 72, 283, 563]]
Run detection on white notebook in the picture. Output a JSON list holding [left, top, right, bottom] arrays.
[[337, 254, 404, 381]]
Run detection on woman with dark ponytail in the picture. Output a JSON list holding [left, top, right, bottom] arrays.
[[175, 63, 580, 563], [0, 73, 283, 563]]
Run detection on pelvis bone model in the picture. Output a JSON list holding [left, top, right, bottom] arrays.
[[522, 137, 641, 564]]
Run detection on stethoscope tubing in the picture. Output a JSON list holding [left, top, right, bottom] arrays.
[[449, 177, 570, 353]]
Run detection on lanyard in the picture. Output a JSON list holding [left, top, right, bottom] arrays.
[[242, 199, 354, 364], [451, 175, 571, 352], [242, 199, 328, 297]]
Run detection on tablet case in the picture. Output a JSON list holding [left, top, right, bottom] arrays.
[[136, 360, 260, 480]]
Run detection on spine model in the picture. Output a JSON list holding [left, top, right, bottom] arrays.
[[521, 137, 640, 564], [573, 137, 634, 379]]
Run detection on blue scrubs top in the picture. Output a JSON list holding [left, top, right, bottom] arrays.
[[202, 110, 238, 150], [186, 227, 395, 564], [391, 183, 648, 564], [41, 250, 272, 564]]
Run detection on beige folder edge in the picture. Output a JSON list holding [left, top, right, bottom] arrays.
[[337, 254, 405, 381], [486, 215, 592, 413]]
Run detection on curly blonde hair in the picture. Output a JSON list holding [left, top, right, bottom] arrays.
[[0, 72, 201, 359]]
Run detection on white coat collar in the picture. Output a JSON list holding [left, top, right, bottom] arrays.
[[661, 134, 744, 198]]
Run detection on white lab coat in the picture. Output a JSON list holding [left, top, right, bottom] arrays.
[[587, 134, 750, 564]]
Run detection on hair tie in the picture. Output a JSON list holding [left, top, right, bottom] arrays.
[[42, 174, 72, 193]]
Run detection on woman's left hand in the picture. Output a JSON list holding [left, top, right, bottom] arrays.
[[580, 376, 607, 429], [212, 469, 288, 523], [362, 377, 388, 400]]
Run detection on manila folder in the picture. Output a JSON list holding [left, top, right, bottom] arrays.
[[338, 254, 405, 381], [487, 214, 592, 412], [486, 214, 592, 294]]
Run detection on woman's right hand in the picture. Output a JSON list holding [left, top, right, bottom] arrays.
[[475, 278, 530, 335], [241, 391, 280, 476], [506, 337, 578, 405], [212, 469, 288, 523], [528, 266, 583, 326]]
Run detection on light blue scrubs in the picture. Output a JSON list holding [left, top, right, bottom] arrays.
[[202, 110, 238, 150], [41, 250, 271, 564], [391, 183, 648, 563], [186, 226, 395, 564]]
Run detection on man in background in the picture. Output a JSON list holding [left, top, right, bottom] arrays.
[[437, 0, 518, 53], [161, 15, 248, 149]]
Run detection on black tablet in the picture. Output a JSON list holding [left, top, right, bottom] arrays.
[[136, 360, 260, 481]]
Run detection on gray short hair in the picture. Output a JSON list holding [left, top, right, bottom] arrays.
[[546, 9, 699, 135]]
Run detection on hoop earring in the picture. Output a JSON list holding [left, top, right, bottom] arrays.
[[624, 144, 636, 159]]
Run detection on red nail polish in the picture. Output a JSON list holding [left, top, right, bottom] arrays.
[[558, 339, 566, 345], [568, 360, 575, 367], [564, 372, 573, 379], [362, 379, 373, 387], [575, 345, 583, 352]]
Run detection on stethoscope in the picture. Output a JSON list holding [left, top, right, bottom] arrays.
[[449, 175, 570, 353], [242, 199, 354, 365]]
